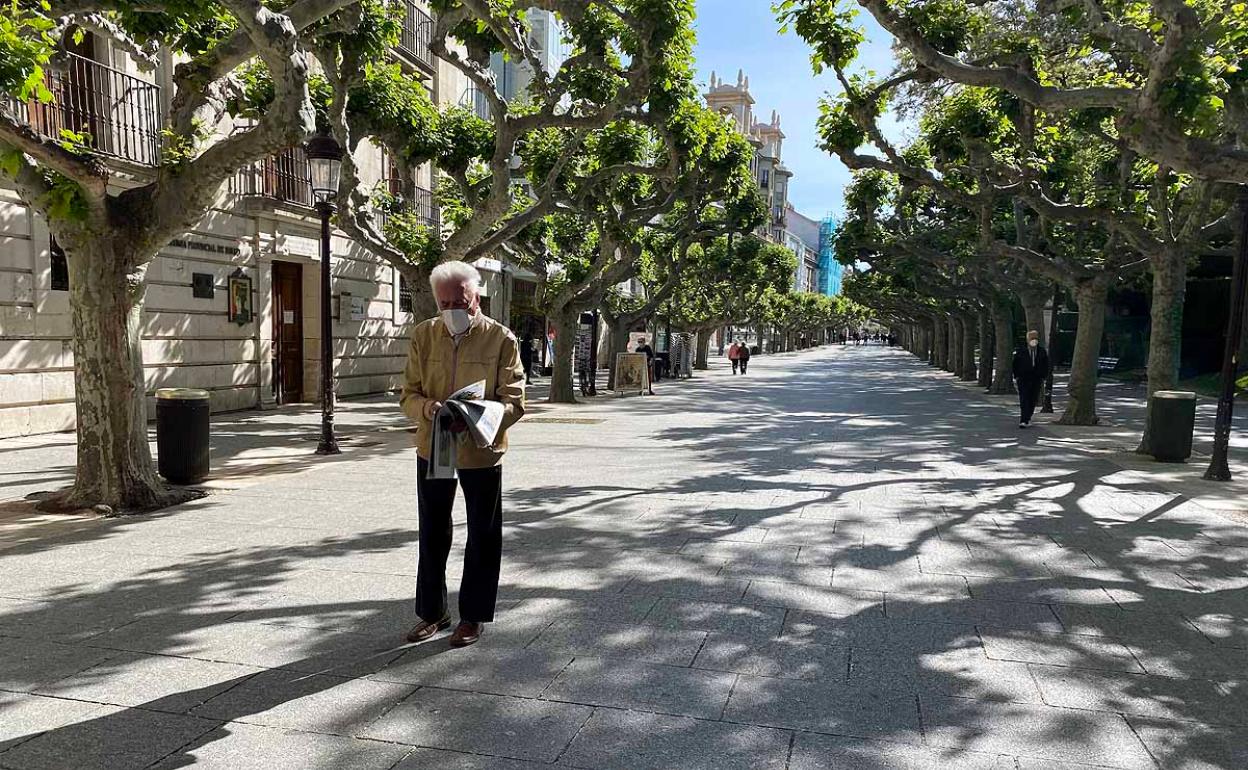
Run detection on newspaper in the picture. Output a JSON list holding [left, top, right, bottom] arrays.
[[428, 380, 504, 479]]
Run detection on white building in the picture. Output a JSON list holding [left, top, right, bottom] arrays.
[[704, 70, 793, 245], [0, 2, 488, 438]]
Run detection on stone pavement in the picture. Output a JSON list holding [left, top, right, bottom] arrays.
[[2, 346, 1248, 769]]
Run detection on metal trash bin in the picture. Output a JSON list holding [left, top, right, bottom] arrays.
[[1148, 390, 1197, 463], [156, 388, 210, 484]]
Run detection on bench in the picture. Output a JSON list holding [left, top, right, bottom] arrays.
[[1097, 356, 1120, 374]]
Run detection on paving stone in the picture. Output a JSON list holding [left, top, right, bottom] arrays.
[[886, 595, 1062, 630], [692, 633, 849, 680], [1030, 665, 1244, 725], [370, 645, 572, 697], [920, 695, 1155, 768], [980, 630, 1145, 673], [850, 648, 1044, 703], [361, 687, 592, 763], [542, 657, 738, 718], [0, 692, 110, 753], [723, 673, 922, 741], [789, 732, 1016, 770], [34, 652, 262, 713], [1126, 716, 1248, 769], [640, 597, 786, 637], [0, 635, 116, 692], [526, 618, 708, 665], [501, 594, 660, 624], [560, 708, 791, 770], [0, 704, 220, 770], [147, 723, 412, 770], [390, 747, 547, 769], [190, 669, 415, 735], [786, 612, 983, 654], [746, 583, 884, 615]]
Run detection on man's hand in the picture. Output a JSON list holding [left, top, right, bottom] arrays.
[[423, 400, 443, 421]]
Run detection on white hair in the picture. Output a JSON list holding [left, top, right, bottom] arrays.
[[429, 260, 481, 293]]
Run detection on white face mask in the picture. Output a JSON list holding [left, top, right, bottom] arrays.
[[442, 308, 473, 335], [1028, 339, 1039, 348]]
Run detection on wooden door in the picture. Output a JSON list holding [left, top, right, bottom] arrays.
[[272, 261, 304, 403]]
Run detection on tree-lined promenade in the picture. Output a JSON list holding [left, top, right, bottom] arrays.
[[780, 0, 1248, 464], [0, 1, 858, 513]]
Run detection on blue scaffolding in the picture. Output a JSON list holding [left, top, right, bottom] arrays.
[[818, 216, 842, 296]]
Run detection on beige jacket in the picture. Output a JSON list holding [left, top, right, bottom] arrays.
[[400, 314, 525, 468]]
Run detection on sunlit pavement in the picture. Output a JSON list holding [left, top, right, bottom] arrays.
[[2, 346, 1246, 769]]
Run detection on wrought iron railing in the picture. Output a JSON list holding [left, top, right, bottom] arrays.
[[377, 184, 435, 232], [6, 51, 161, 166], [231, 147, 314, 207], [397, 0, 435, 69]]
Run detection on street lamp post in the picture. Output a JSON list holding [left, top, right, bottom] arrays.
[[306, 134, 344, 456], [1204, 185, 1248, 481]]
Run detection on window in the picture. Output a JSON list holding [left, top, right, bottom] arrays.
[[398, 274, 413, 314], [760, 168, 770, 188], [50, 237, 69, 291]]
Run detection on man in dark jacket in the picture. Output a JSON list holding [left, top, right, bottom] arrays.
[[1012, 330, 1051, 428]]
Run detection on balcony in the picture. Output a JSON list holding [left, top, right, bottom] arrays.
[[396, 1, 436, 72], [377, 184, 436, 232], [6, 51, 161, 166], [231, 147, 314, 208]]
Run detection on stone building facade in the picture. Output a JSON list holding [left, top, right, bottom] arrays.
[[0, 2, 486, 438]]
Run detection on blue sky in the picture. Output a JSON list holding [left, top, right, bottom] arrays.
[[692, 0, 901, 220]]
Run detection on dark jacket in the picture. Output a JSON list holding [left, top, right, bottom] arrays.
[[738, 345, 752, 360], [1012, 344, 1050, 382]]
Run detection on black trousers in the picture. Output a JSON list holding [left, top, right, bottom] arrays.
[[1018, 378, 1043, 423], [739, 359, 749, 374], [415, 457, 503, 623], [731, 360, 739, 374]]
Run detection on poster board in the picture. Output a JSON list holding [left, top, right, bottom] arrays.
[[614, 352, 649, 396]]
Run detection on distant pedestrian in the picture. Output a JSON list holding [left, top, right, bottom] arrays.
[[400, 261, 525, 648], [738, 342, 751, 374], [634, 337, 656, 394], [519, 333, 535, 384], [728, 341, 741, 374], [1012, 330, 1050, 428]]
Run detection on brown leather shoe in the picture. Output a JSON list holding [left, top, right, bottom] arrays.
[[449, 621, 483, 647], [405, 615, 451, 643]]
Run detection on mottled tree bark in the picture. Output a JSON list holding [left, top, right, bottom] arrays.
[[960, 315, 978, 381], [978, 312, 994, 388], [45, 243, 194, 512], [933, 316, 947, 369], [1059, 279, 1110, 425], [548, 307, 580, 403], [990, 302, 1016, 395], [1021, 288, 1048, 346], [1137, 250, 1188, 453], [694, 329, 711, 370]]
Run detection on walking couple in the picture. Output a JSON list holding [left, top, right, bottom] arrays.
[[728, 341, 751, 375]]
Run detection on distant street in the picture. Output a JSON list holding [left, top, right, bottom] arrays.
[[2, 346, 1246, 769]]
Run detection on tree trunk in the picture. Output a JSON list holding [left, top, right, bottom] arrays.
[[960, 315, 977, 381], [1021, 288, 1048, 346], [1136, 251, 1188, 453], [927, 322, 937, 365], [1059, 279, 1109, 426], [933, 316, 947, 370], [694, 329, 711, 370], [605, 317, 632, 391], [989, 302, 1016, 395], [49, 245, 193, 512], [978, 312, 994, 388], [548, 307, 579, 404], [946, 317, 959, 374]]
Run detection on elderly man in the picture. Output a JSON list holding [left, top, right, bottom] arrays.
[[399, 261, 525, 647], [1012, 330, 1051, 429]]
